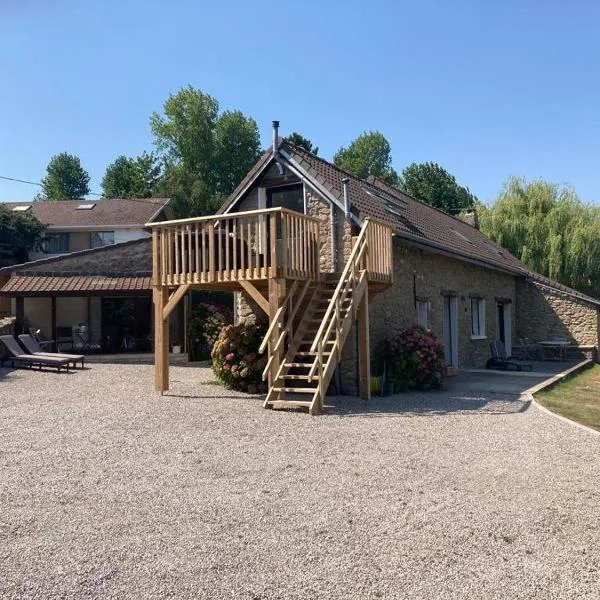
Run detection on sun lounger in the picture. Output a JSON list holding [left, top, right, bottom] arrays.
[[486, 339, 533, 372], [0, 335, 71, 372], [18, 334, 85, 368]]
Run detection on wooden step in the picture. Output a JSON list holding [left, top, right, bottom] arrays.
[[295, 351, 332, 356], [267, 400, 313, 410], [284, 363, 312, 368], [282, 374, 318, 380], [271, 387, 315, 394]]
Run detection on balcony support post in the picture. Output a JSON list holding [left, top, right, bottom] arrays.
[[153, 285, 169, 393]]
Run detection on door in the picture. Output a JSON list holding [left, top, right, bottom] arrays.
[[497, 302, 512, 357], [443, 295, 459, 367]]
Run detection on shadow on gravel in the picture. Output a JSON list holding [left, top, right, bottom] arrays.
[[327, 392, 531, 418]]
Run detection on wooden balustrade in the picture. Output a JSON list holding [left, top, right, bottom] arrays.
[[148, 208, 321, 287], [364, 219, 394, 283]]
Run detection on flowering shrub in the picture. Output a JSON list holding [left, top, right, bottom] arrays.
[[211, 322, 268, 393], [187, 302, 234, 360], [380, 324, 445, 391]]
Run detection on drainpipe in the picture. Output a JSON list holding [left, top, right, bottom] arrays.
[[342, 178, 350, 220], [330, 204, 337, 272], [272, 120, 280, 156]]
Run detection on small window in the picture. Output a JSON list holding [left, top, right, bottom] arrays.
[[41, 233, 69, 254], [12, 205, 31, 212], [90, 231, 115, 248], [471, 297, 486, 338], [416, 300, 429, 329], [451, 228, 473, 245], [76, 203, 96, 210]]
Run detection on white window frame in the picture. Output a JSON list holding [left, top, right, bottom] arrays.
[[90, 231, 115, 249], [471, 297, 486, 339], [416, 300, 429, 329]]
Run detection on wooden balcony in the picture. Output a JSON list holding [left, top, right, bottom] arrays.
[[148, 208, 394, 290], [149, 208, 322, 290]]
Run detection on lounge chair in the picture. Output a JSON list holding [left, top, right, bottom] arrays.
[[486, 339, 533, 372], [0, 335, 71, 372], [18, 334, 85, 368]]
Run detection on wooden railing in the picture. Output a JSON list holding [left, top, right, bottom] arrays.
[[307, 219, 393, 396], [148, 208, 321, 286], [364, 219, 394, 283]]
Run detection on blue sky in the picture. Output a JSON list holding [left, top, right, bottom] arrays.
[[1, 0, 599, 204]]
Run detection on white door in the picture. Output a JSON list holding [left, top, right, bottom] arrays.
[[443, 296, 459, 367]]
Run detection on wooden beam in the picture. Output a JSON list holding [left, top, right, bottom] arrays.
[[267, 278, 285, 390], [358, 288, 370, 401], [162, 284, 190, 321], [239, 280, 269, 316], [154, 286, 169, 393]]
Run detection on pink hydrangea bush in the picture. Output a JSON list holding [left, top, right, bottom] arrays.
[[380, 324, 445, 391], [211, 322, 268, 393]]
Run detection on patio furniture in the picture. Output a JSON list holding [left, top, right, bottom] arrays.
[[486, 339, 533, 372], [72, 325, 102, 353], [18, 334, 85, 368], [0, 335, 71, 372], [538, 339, 570, 361], [516, 338, 539, 361], [29, 328, 55, 351], [56, 326, 74, 351]]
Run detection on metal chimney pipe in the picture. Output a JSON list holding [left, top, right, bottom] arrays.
[[342, 178, 350, 218], [272, 120, 280, 155]]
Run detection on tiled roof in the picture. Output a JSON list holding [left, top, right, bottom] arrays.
[[0, 238, 153, 296], [220, 140, 600, 306], [2, 275, 151, 295], [2, 197, 171, 227]]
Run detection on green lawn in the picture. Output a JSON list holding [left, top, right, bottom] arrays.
[[536, 365, 600, 431]]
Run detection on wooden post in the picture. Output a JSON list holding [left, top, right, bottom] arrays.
[[153, 286, 169, 393], [51, 296, 57, 350], [268, 278, 285, 389], [15, 296, 24, 335], [358, 290, 370, 401]]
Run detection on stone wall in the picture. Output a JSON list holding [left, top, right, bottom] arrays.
[[516, 280, 600, 349]]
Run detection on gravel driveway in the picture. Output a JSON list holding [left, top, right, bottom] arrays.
[[1, 363, 600, 599]]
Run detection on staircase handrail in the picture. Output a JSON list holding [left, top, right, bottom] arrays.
[[309, 219, 371, 353]]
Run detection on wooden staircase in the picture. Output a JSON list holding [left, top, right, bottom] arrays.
[[262, 221, 373, 414]]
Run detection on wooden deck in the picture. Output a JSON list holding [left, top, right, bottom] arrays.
[[147, 208, 394, 413]]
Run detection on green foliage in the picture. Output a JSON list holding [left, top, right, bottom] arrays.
[[212, 322, 268, 393], [187, 302, 233, 361], [285, 132, 319, 155], [333, 131, 399, 185], [41, 152, 91, 200], [399, 162, 477, 214], [154, 163, 220, 218], [213, 110, 262, 196], [379, 325, 445, 391], [101, 152, 162, 198], [0, 204, 46, 267], [479, 176, 600, 298], [149, 86, 261, 216]]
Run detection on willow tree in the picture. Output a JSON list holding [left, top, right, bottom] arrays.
[[479, 176, 600, 298]]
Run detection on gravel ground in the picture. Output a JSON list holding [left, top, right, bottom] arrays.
[[1, 363, 600, 599]]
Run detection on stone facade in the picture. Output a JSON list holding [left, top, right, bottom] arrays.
[[516, 280, 600, 349]]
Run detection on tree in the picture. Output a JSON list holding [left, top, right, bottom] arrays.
[[0, 205, 45, 267], [285, 132, 318, 155], [150, 86, 262, 216], [101, 152, 162, 198], [213, 110, 261, 196], [333, 131, 399, 185], [479, 176, 600, 298], [154, 164, 220, 219], [41, 152, 90, 200], [399, 162, 477, 214]]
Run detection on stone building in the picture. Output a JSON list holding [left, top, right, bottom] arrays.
[[218, 135, 599, 395]]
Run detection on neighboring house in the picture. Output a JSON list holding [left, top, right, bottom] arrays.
[[0, 198, 179, 352], [4, 197, 171, 260], [145, 123, 599, 413]]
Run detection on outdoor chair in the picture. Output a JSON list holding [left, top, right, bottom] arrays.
[[29, 328, 54, 350], [0, 335, 71, 372], [486, 339, 533, 372], [18, 334, 85, 368]]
